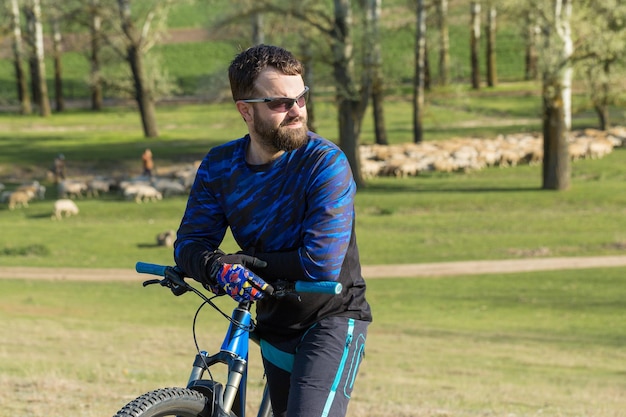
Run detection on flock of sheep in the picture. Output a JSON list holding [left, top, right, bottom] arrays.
[[360, 127, 625, 179], [1, 126, 624, 219], [0, 162, 200, 219]]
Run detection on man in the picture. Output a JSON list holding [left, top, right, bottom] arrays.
[[174, 44, 372, 417]]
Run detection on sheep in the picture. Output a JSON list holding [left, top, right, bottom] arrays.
[[156, 230, 176, 247], [58, 179, 88, 199], [8, 190, 34, 210], [151, 177, 187, 197], [123, 184, 162, 203], [52, 199, 79, 220], [87, 177, 115, 197], [16, 180, 46, 200], [135, 186, 162, 203]]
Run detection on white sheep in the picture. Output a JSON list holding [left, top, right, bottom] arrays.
[[16, 180, 46, 199], [8, 190, 35, 210], [124, 184, 162, 203], [87, 177, 115, 197], [58, 180, 88, 199], [151, 177, 187, 197], [52, 199, 79, 219]]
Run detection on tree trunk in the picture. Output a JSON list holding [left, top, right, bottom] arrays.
[[333, 0, 365, 188], [469, 1, 481, 90], [9, 0, 31, 115], [52, 18, 64, 112], [594, 61, 610, 130], [32, 0, 51, 117], [525, 12, 540, 81], [486, 3, 497, 87], [90, 0, 103, 111], [413, 0, 426, 144], [542, 81, 570, 190], [368, 0, 388, 145], [128, 45, 159, 138], [118, 0, 159, 138], [436, 0, 449, 86], [541, 0, 573, 191]]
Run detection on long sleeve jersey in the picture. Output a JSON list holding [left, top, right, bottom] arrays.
[[174, 132, 371, 341]]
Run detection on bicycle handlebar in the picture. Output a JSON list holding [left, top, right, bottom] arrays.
[[135, 261, 342, 295]]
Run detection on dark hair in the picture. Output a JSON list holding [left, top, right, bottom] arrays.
[[228, 44, 303, 101]]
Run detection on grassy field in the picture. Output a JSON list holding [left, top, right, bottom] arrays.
[[0, 268, 624, 417], [0, 85, 625, 416], [0, 89, 625, 268]]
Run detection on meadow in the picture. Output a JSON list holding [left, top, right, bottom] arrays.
[[1, 83, 625, 416]]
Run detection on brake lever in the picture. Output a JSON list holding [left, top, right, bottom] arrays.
[[270, 281, 301, 301], [143, 279, 161, 287]]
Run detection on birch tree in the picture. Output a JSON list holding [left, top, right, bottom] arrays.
[[8, 0, 31, 114], [539, 0, 573, 190], [25, 0, 51, 116]]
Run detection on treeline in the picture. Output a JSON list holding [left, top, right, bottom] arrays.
[[0, 0, 625, 190]]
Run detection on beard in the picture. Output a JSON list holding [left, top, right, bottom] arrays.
[[253, 113, 308, 153]]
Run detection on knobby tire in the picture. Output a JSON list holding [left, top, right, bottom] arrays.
[[113, 387, 217, 417]]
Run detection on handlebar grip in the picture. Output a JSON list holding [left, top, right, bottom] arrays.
[[295, 281, 343, 295], [136, 262, 167, 277]]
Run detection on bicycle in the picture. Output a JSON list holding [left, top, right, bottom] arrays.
[[112, 261, 342, 417]]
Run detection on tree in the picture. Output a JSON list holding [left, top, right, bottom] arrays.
[[116, 0, 161, 137], [469, 1, 481, 89], [24, 0, 51, 116], [524, 10, 540, 80], [436, 0, 450, 86], [89, 0, 104, 110], [576, 0, 626, 130], [364, 0, 388, 145], [539, 0, 573, 190], [8, 0, 31, 114], [50, 16, 64, 111], [332, 0, 369, 188], [413, 0, 427, 143], [485, 2, 497, 87]]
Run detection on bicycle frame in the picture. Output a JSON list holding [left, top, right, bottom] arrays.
[[186, 301, 267, 417]]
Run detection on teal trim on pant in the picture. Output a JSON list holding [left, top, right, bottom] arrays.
[[260, 339, 295, 373], [321, 318, 354, 417]]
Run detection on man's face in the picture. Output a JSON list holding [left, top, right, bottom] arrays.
[[247, 69, 309, 153]]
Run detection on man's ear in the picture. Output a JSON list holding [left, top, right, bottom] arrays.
[[236, 101, 253, 122]]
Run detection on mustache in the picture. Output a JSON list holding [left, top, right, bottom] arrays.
[[280, 116, 306, 127]]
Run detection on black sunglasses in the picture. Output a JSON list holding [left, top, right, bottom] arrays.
[[240, 86, 310, 112]]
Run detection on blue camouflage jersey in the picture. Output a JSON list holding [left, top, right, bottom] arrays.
[[174, 132, 372, 341]]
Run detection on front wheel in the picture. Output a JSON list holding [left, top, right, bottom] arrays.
[[113, 387, 213, 417]]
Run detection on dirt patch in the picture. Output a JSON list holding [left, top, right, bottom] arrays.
[[2, 255, 626, 281]]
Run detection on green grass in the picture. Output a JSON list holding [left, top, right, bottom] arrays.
[[0, 83, 625, 416], [0, 268, 624, 417], [0, 97, 625, 268]]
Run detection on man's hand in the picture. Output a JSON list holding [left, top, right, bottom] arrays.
[[212, 263, 269, 302]]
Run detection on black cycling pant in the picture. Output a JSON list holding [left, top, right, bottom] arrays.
[[260, 316, 369, 417]]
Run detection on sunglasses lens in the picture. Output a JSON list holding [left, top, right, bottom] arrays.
[[266, 98, 296, 111]]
